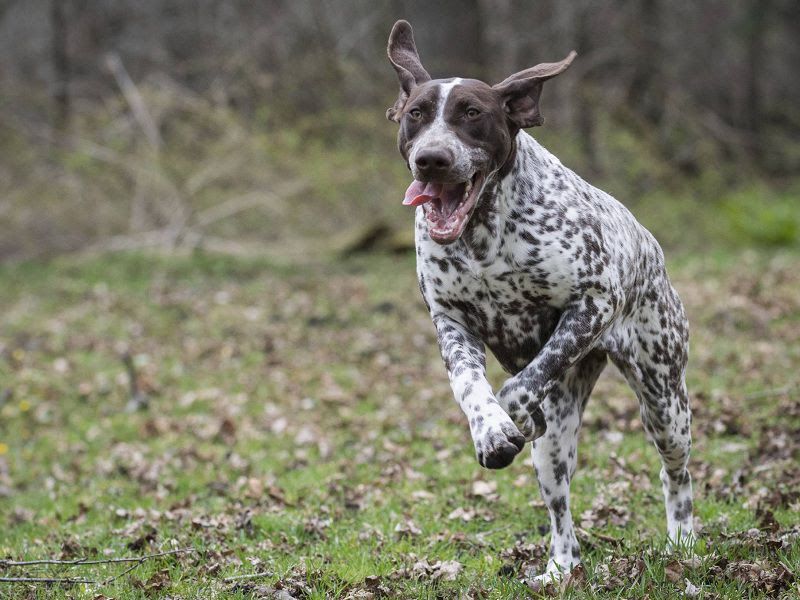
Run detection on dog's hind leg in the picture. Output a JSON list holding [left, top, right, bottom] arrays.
[[529, 350, 606, 583], [612, 285, 694, 547], [626, 371, 693, 546], [653, 379, 694, 547]]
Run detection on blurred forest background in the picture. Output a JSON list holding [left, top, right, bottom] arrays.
[[1, 0, 799, 261]]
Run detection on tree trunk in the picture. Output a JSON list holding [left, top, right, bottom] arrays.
[[627, 0, 662, 125], [573, 5, 599, 176], [477, 0, 516, 81], [743, 0, 771, 162], [51, 0, 71, 132]]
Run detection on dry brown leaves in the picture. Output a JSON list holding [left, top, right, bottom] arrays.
[[391, 556, 464, 582]]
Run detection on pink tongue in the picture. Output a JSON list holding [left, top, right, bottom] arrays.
[[403, 181, 443, 206]]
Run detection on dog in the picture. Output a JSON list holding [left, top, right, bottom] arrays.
[[385, 21, 694, 582]]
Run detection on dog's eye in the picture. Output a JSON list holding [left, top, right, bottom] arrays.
[[466, 108, 481, 119], [409, 108, 422, 120]]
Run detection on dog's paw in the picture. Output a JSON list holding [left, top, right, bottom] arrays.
[[666, 529, 697, 553], [524, 560, 575, 591], [511, 403, 547, 443], [496, 382, 547, 442], [474, 416, 526, 469]]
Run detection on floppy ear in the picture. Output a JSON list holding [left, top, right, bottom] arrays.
[[492, 51, 577, 129], [386, 20, 431, 122]]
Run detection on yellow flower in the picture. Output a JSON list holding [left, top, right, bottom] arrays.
[[0, 443, 8, 455], [19, 400, 31, 412]]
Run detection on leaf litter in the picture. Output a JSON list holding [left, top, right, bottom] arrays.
[[0, 252, 798, 597]]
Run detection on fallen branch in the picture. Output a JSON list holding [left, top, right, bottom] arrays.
[[223, 571, 274, 583], [0, 576, 95, 584], [0, 548, 196, 588], [0, 547, 194, 568], [99, 559, 148, 586]]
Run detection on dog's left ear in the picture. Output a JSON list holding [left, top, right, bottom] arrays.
[[493, 51, 577, 129], [386, 20, 431, 122]]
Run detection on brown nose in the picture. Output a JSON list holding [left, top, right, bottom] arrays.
[[415, 148, 453, 179]]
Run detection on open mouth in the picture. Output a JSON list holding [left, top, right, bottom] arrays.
[[402, 172, 485, 244]]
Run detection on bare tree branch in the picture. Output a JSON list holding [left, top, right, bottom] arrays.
[[191, 182, 306, 229], [104, 52, 162, 150]]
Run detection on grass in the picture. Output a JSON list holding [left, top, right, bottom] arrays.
[[0, 248, 799, 598]]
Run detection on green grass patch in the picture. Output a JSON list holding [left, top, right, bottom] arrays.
[[1, 250, 798, 598]]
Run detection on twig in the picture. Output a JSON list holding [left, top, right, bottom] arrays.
[[591, 531, 622, 544], [0, 548, 195, 589], [82, 230, 175, 254], [0, 576, 95, 584], [481, 523, 513, 535], [223, 571, 274, 583], [191, 192, 278, 229], [576, 526, 621, 544], [104, 52, 162, 150], [99, 559, 147, 585], [0, 547, 194, 568]]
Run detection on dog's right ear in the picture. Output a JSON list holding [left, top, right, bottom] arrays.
[[386, 20, 431, 122], [493, 51, 576, 129]]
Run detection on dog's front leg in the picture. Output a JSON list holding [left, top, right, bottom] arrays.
[[497, 294, 619, 583], [433, 314, 526, 469], [497, 292, 620, 436]]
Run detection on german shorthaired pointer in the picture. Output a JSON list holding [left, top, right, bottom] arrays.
[[385, 21, 694, 582]]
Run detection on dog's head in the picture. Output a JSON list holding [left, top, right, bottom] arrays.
[[386, 20, 575, 244]]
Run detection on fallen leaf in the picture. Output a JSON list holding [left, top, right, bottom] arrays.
[[665, 559, 684, 583], [560, 563, 586, 592], [394, 519, 421, 538], [447, 507, 474, 522], [431, 560, 462, 581], [684, 578, 701, 597], [411, 489, 435, 502], [469, 479, 497, 499]]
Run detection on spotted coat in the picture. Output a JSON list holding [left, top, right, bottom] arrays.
[[386, 20, 694, 583]]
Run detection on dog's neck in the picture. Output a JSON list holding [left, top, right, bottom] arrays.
[[459, 132, 554, 263]]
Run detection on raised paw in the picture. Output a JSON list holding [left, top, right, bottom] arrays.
[[512, 403, 547, 442], [474, 418, 526, 469], [496, 383, 547, 442]]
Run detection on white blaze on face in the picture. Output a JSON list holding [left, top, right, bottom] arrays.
[[408, 78, 482, 182], [435, 78, 462, 120]]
